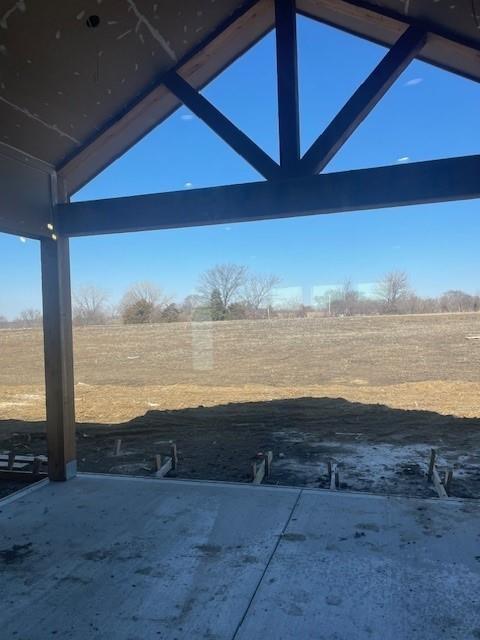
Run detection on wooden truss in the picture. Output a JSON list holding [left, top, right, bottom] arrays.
[[55, 0, 479, 236]]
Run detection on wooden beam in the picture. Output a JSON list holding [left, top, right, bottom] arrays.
[[164, 72, 280, 180], [300, 26, 427, 174], [275, 0, 300, 173], [41, 236, 76, 481], [56, 155, 480, 237]]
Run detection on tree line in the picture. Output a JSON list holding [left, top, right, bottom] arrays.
[[0, 265, 479, 329], [316, 271, 480, 316]]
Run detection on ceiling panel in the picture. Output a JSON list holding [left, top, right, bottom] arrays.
[[0, 0, 251, 165]]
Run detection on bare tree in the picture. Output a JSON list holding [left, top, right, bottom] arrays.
[[120, 281, 172, 324], [73, 285, 109, 326], [17, 308, 42, 327], [339, 279, 360, 316], [196, 264, 247, 316], [315, 279, 360, 316], [439, 290, 474, 313], [376, 270, 409, 313], [242, 274, 281, 318]]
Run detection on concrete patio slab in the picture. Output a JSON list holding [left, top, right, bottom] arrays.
[[235, 490, 480, 639], [0, 475, 479, 640]]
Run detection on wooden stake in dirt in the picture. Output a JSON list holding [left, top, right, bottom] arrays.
[[0, 452, 48, 481], [427, 449, 436, 482], [432, 465, 448, 498], [153, 455, 173, 478], [427, 448, 451, 498], [113, 439, 122, 456], [252, 451, 273, 485], [170, 444, 178, 470], [152, 442, 177, 478], [444, 469, 453, 494], [327, 462, 339, 490]]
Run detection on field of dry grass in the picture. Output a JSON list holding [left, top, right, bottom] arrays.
[[1, 312, 479, 420], [1, 312, 480, 497]]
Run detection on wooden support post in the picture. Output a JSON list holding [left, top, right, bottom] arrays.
[[274, 0, 300, 174], [41, 235, 76, 481], [113, 439, 122, 456], [7, 451, 15, 470]]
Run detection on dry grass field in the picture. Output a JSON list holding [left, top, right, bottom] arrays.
[[1, 312, 480, 497]]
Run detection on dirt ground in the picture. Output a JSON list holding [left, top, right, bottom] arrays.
[[1, 313, 480, 498]]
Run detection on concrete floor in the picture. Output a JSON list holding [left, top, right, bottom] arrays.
[[1, 475, 479, 640]]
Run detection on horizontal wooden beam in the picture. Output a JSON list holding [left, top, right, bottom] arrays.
[[164, 72, 280, 180], [56, 155, 480, 236], [300, 26, 427, 175]]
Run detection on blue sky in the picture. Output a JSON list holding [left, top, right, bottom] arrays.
[[1, 15, 479, 318]]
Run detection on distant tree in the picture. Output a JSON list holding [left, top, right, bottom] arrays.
[[210, 288, 226, 321], [227, 302, 248, 320], [73, 285, 109, 326], [120, 281, 171, 324], [122, 298, 155, 324], [242, 274, 281, 318], [315, 288, 338, 315], [315, 279, 360, 316], [376, 270, 409, 313], [159, 303, 180, 323], [196, 264, 247, 319], [0, 314, 9, 328], [17, 308, 42, 327], [276, 295, 306, 318], [439, 290, 474, 313]]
